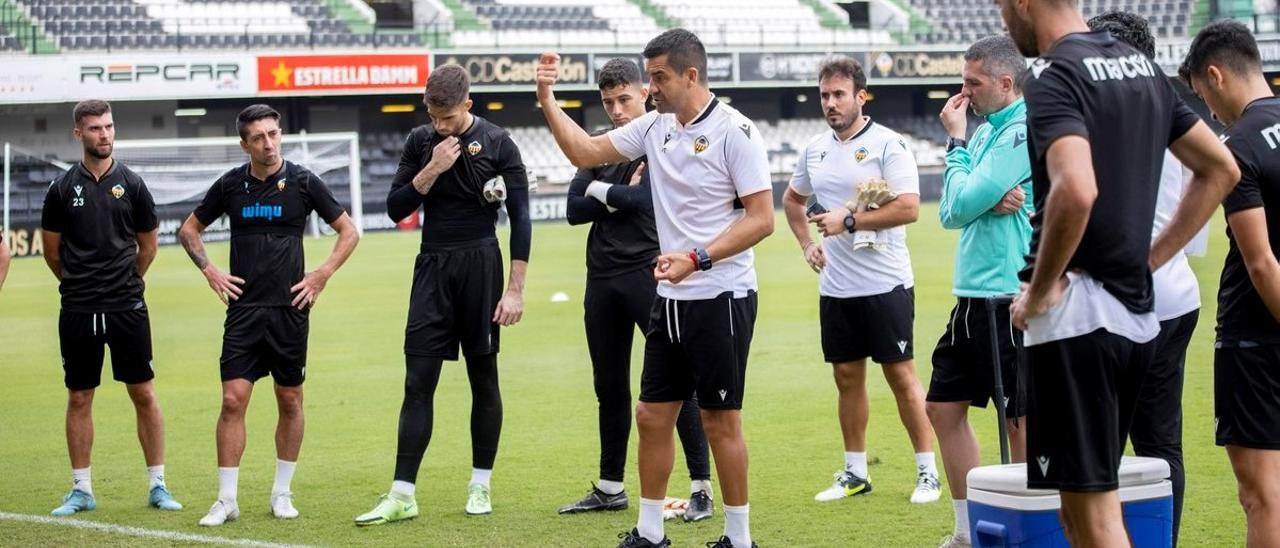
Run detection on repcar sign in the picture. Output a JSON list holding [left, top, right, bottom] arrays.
[[0, 53, 256, 103]]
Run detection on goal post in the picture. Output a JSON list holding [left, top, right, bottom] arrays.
[[4, 132, 364, 251]]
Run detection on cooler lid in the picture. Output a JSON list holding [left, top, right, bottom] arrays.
[[967, 456, 1171, 495]]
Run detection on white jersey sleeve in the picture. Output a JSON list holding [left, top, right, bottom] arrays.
[[607, 110, 660, 161], [725, 117, 772, 198], [881, 136, 920, 196], [789, 139, 814, 196]]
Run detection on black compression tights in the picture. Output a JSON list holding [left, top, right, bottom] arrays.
[[393, 354, 503, 484]]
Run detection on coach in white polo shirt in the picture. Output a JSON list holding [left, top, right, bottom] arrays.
[[782, 56, 939, 506], [537, 29, 773, 548]]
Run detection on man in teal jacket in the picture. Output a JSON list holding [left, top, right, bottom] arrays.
[[926, 35, 1033, 548]]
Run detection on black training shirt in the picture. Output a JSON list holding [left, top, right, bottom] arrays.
[[386, 115, 532, 261], [566, 133, 659, 278], [1218, 96, 1280, 346], [42, 160, 158, 313], [1020, 31, 1199, 313], [193, 161, 345, 309]]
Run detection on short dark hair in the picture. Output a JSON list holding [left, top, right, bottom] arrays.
[[236, 104, 280, 140], [964, 35, 1027, 87], [1179, 19, 1261, 83], [642, 29, 707, 84], [597, 58, 644, 91], [425, 64, 471, 108], [72, 99, 111, 126], [1088, 11, 1155, 58], [817, 56, 867, 91]]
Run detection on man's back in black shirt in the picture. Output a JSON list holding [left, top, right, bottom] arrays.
[[1219, 96, 1280, 345], [192, 161, 345, 308], [1021, 31, 1199, 313], [566, 149, 659, 278], [42, 160, 158, 312], [386, 115, 532, 261]]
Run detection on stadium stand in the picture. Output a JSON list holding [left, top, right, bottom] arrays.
[[905, 0, 1194, 44], [9, 0, 421, 50], [448, 0, 890, 48]]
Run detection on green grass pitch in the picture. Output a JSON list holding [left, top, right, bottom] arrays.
[[0, 205, 1247, 546]]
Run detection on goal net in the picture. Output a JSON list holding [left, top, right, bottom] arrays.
[[3, 132, 363, 252]]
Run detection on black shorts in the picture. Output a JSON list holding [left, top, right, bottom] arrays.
[[1215, 343, 1280, 449], [220, 307, 309, 387], [1026, 329, 1153, 492], [819, 285, 914, 364], [640, 291, 757, 411], [59, 307, 154, 390], [404, 240, 503, 360], [927, 297, 1025, 416]]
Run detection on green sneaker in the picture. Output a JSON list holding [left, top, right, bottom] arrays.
[[465, 483, 491, 516], [354, 494, 418, 526]]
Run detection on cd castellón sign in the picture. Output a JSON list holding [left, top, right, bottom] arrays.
[[439, 53, 589, 86]]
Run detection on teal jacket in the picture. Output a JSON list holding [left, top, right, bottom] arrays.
[[939, 97, 1033, 298]]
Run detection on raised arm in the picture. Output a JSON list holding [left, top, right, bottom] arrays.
[[536, 52, 628, 168]]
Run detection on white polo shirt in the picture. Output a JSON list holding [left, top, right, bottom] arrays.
[[789, 119, 920, 298], [608, 95, 772, 300]]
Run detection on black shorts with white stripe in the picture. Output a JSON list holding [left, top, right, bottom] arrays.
[[819, 285, 915, 364], [639, 291, 757, 411], [927, 297, 1025, 416]]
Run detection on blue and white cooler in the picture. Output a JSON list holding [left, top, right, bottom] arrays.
[[965, 456, 1174, 547]]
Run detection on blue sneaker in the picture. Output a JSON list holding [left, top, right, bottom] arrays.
[[149, 485, 183, 511], [51, 489, 96, 517]]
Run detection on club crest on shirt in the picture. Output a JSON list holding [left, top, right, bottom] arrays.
[[854, 147, 869, 162], [277, 179, 286, 192], [111, 184, 124, 199], [693, 135, 709, 154], [467, 140, 482, 156]]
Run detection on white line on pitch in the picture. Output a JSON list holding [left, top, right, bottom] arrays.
[[0, 511, 315, 547]]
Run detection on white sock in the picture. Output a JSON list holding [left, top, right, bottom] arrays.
[[217, 467, 238, 504], [148, 465, 165, 490], [953, 499, 970, 542], [470, 468, 492, 488], [390, 480, 415, 501], [844, 451, 868, 478], [71, 467, 92, 495], [273, 460, 296, 495], [598, 479, 624, 495], [637, 497, 665, 543], [691, 479, 712, 496], [916, 452, 939, 476], [724, 503, 751, 548]]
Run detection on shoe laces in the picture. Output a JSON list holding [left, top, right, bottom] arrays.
[[470, 485, 490, 505], [917, 472, 939, 489], [691, 490, 711, 507], [705, 536, 732, 548]]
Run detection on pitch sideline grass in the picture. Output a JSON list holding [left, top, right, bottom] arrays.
[[0, 206, 1245, 546]]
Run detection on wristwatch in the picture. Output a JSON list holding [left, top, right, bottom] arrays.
[[694, 248, 713, 271], [946, 137, 967, 152], [843, 214, 857, 233]]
